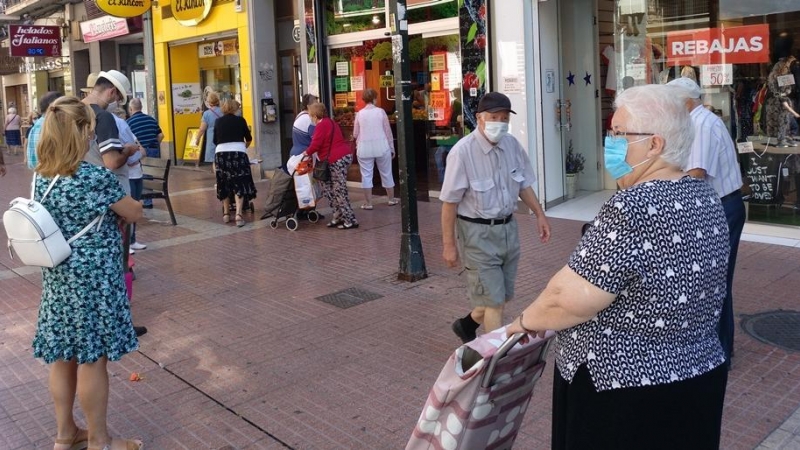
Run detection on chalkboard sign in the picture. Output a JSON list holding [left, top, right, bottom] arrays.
[[742, 153, 783, 205]]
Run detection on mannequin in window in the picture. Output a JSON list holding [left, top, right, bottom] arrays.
[[765, 32, 800, 148]]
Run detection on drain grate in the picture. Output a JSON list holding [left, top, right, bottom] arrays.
[[315, 287, 384, 309], [742, 310, 800, 352]]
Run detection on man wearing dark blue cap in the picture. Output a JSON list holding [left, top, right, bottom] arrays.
[[440, 92, 551, 343]]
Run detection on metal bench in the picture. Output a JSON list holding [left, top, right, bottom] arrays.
[[141, 157, 177, 225]]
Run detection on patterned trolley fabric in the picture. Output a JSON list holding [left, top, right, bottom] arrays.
[[407, 329, 554, 450]]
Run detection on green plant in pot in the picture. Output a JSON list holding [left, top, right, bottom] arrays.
[[565, 140, 585, 174], [565, 140, 585, 199]]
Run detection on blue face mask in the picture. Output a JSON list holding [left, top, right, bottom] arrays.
[[603, 135, 652, 179]]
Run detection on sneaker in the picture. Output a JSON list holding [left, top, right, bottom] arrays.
[[129, 248, 135, 255], [451, 318, 477, 344], [130, 242, 147, 250]]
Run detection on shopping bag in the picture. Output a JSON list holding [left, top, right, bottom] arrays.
[[406, 327, 554, 450], [294, 173, 316, 209], [287, 154, 313, 175]]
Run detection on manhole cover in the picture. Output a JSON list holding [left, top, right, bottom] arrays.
[[742, 310, 800, 352], [315, 287, 383, 309]]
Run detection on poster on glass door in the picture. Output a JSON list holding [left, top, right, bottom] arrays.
[[172, 83, 202, 115]]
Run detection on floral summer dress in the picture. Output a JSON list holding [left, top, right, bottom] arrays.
[[32, 162, 138, 364]]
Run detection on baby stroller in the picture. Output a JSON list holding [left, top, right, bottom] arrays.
[[260, 157, 320, 231]]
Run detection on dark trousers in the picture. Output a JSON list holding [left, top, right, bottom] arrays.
[[129, 178, 143, 243], [552, 364, 727, 450], [719, 195, 745, 364]]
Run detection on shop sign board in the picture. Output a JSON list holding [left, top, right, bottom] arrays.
[[95, 0, 151, 18], [18, 57, 70, 74], [173, 0, 213, 26], [379, 75, 394, 88], [9, 26, 61, 58], [666, 24, 770, 66], [700, 64, 733, 86], [198, 39, 238, 58], [80, 16, 130, 43]]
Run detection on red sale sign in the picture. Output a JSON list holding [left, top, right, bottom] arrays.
[[666, 24, 770, 66]]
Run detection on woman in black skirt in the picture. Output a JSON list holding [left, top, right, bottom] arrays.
[[506, 85, 729, 450], [4, 106, 22, 155], [214, 99, 256, 227]]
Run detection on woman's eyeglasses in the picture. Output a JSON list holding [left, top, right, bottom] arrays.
[[607, 130, 655, 138]]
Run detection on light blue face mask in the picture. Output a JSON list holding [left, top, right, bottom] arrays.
[[603, 135, 652, 179]]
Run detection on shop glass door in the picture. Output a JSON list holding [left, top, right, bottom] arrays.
[[538, 0, 601, 205]]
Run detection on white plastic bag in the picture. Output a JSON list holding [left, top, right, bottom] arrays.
[[286, 154, 304, 174], [294, 173, 316, 209]]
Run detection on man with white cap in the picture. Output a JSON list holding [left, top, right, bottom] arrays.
[[81, 70, 138, 194], [82, 70, 148, 338], [440, 92, 551, 343], [666, 76, 744, 369]]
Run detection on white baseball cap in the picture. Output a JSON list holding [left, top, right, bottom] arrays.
[[98, 70, 132, 106], [666, 77, 702, 99]]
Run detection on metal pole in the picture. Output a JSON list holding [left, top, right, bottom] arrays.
[[142, 10, 157, 120], [389, 0, 427, 282]]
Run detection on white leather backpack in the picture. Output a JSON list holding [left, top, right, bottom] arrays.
[[3, 174, 103, 268]]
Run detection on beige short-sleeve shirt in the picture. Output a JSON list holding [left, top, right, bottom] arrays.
[[439, 130, 537, 219]]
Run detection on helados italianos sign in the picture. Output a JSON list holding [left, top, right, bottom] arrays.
[[95, 0, 152, 18], [172, 0, 213, 26]]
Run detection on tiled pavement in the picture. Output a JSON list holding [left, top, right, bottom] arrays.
[[1, 151, 799, 449]]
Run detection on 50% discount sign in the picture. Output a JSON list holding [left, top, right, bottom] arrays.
[[701, 64, 733, 86]]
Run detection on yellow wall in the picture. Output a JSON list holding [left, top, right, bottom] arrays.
[[152, 0, 253, 160], [168, 44, 201, 159]]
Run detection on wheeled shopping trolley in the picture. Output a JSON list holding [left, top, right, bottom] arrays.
[[407, 329, 554, 450]]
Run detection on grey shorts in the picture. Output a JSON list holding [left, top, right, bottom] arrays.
[[456, 217, 521, 308]]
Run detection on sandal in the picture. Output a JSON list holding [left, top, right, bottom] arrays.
[[88, 438, 143, 450], [235, 214, 245, 228], [337, 223, 359, 230], [55, 428, 88, 450], [387, 198, 399, 206], [360, 204, 374, 210], [223, 213, 230, 224]]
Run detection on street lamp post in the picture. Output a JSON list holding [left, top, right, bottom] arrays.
[[389, 0, 427, 282]]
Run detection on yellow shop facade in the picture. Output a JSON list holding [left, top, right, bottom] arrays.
[[151, 0, 282, 168]]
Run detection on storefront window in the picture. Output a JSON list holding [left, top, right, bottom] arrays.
[[199, 38, 242, 104], [328, 33, 462, 191], [407, 0, 459, 25], [612, 0, 800, 227], [327, 0, 387, 35]]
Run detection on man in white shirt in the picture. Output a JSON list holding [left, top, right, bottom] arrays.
[[668, 77, 745, 368]]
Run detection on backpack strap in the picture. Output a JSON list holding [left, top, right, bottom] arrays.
[[31, 173, 104, 244], [66, 213, 105, 244], [32, 173, 61, 201]]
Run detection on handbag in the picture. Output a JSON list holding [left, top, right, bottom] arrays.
[[3, 174, 104, 268], [312, 124, 334, 182]]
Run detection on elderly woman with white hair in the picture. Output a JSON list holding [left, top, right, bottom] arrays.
[[4, 106, 22, 155], [506, 84, 730, 449]]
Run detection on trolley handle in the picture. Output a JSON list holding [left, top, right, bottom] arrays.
[[480, 333, 553, 388]]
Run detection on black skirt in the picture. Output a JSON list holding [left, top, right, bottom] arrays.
[[552, 364, 727, 450], [5, 129, 21, 146], [215, 151, 257, 203]]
